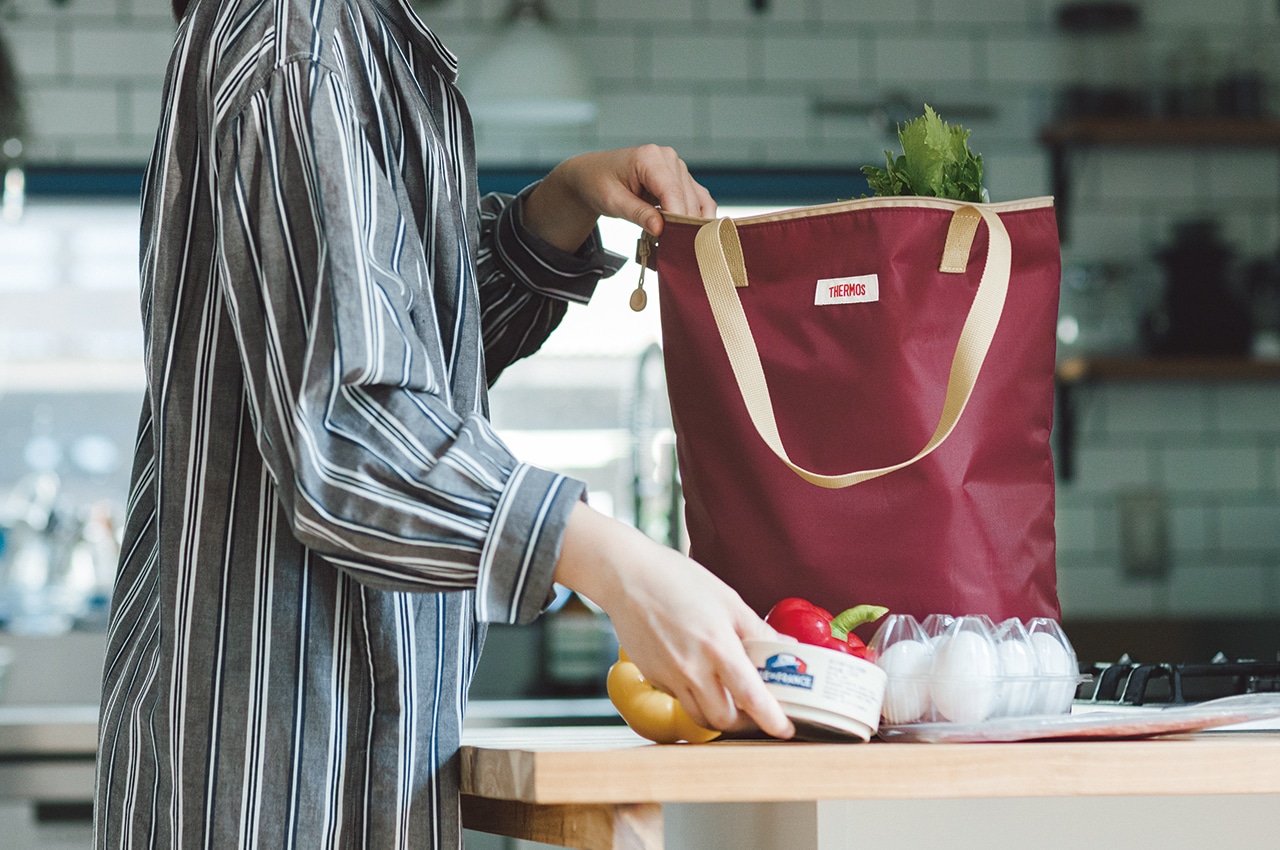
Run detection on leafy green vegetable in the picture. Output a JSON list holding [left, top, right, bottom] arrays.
[[862, 105, 986, 202]]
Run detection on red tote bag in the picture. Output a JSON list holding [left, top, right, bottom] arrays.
[[652, 197, 1062, 624]]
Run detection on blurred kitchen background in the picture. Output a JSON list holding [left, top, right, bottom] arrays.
[[2, 0, 1280, 842]]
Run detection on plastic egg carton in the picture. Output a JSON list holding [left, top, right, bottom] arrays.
[[869, 613, 1082, 726]]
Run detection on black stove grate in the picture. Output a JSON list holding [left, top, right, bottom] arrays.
[[1076, 654, 1280, 706]]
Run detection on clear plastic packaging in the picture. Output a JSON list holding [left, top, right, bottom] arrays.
[[1027, 617, 1080, 715], [869, 614, 933, 725], [869, 613, 1084, 729], [920, 613, 954, 645], [929, 615, 1001, 724], [992, 618, 1039, 717], [877, 693, 1280, 743]]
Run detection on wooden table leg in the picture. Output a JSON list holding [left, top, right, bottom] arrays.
[[461, 795, 663, 850]]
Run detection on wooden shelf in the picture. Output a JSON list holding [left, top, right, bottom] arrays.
[[1057, 355, 1280, 383], [1054, 355, 1280, 481], [1041, 117, 1280, 148], [1039, 117, 1280, 242]]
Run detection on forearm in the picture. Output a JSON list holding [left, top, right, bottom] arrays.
[[552, 501, 635, 610], [553, 501, 795, 739], [521, 171, 601, 253]]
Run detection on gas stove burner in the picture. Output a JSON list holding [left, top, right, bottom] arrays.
[[1077, 653, 1280, 706]]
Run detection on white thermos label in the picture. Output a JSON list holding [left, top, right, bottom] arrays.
[[815, 274, 879, 306]]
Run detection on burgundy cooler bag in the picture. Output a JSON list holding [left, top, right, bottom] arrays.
[[651, 197, 1062, 623]]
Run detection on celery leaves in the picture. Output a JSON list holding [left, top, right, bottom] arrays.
[[862, 105, 986, 202]]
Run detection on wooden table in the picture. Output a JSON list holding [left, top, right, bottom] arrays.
[[459, 726, 1280, 850]]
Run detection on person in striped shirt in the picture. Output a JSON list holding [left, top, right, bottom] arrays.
[[93, 0, 795, 847]]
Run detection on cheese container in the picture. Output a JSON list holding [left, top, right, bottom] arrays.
[[743, 638, 887, 741]]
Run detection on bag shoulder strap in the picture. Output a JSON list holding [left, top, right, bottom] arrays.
[[692, 205, 1012, 490]]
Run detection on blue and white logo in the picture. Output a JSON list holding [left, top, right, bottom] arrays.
[[759, 652, 815, 690]]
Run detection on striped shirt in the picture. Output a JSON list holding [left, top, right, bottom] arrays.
[[94, 0, 623, 847]]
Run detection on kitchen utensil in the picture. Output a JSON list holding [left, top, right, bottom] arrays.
[[1145, 220, 1252, 356]]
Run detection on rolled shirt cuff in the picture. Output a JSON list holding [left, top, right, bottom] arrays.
[[492, 183, 628, 305], [474, 462, 586, 625]]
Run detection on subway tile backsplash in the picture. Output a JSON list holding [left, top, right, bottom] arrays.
[[4, 0, 1280, 620], [6, 1, 1278, 251], [1057, 379, 1280, 617]]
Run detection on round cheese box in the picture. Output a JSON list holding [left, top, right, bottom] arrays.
[[744, 639, 887, 742]]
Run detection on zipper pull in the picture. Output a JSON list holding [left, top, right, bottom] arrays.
[[630, 232, 658, 312]]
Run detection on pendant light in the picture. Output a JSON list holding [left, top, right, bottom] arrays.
[[463, 0, 597, 127]]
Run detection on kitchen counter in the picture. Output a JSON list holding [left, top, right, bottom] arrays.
[[459, 725, 1280, 850], [0, 704, 99, 757], [0, 703, 99, 849], [0, 698, 619, 762], [7, 706, 1279, 849], [0, 699, 620, 805]]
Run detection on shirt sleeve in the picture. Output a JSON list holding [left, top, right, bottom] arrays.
[[475, 184, 626, 386], [211, 61, 579, 625]]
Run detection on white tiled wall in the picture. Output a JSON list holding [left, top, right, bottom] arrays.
[[5, 0, 1279, 247], [4, 0, 1280, 618], [1056, 381, 1280, 617]]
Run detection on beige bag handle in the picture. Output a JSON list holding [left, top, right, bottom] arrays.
[[693, 204, 1012, 490]]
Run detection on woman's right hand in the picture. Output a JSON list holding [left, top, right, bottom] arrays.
[[522, 145, 716, 252], [553, 502, 795, 739]]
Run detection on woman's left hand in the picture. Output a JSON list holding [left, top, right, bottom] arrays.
[[522, 145, 716, 252]]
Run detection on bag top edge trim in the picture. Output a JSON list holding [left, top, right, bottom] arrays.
[[664, 195, 1055, 226]]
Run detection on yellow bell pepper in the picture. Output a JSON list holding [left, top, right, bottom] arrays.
[[606, 648, 721, 744]]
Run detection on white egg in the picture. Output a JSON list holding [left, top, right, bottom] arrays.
[[876, 639, 933, 724], [995, 638, 1037, 717], [1030, 631, 1076, 714], [930, 631, 999, 724]]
